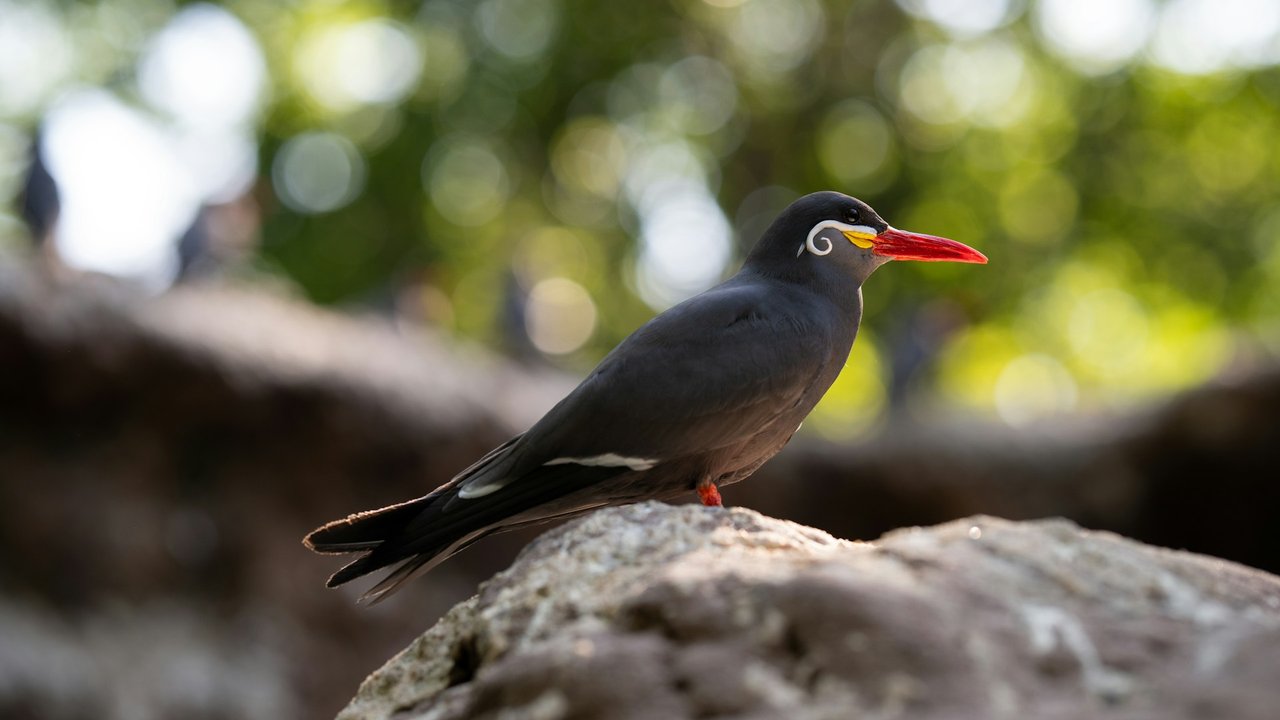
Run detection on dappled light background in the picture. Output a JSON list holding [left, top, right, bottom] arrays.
[[4, 1, 1280, 717], [3, 0, 1280, 432]]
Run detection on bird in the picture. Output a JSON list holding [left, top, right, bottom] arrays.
[[19, 128, 60, 248], [305, 191, 987, 602]]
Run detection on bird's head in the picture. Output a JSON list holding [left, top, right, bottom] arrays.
[[747, 191, 987, 286]]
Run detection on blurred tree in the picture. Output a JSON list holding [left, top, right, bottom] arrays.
[[0, 0, 1278, 435]]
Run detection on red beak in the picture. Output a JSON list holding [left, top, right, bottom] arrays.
[[872, 227, 988, 264]]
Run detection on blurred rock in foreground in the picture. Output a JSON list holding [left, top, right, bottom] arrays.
[[342, 503, 1280, 720]]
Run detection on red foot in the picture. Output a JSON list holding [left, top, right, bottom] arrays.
[[697, 482, 723, 507]]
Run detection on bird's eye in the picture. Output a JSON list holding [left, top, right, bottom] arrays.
[[845, 207, 860, 224]]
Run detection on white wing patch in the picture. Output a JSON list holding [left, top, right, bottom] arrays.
[[457, 479, 507, 499], [545, 454, 659, 471], [457, 453, 659, 500]]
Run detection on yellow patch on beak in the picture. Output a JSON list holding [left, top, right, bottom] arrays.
[[841, 226, 878, 249]]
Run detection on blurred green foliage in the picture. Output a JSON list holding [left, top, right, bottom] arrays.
[[2, 0, 1279, 435]]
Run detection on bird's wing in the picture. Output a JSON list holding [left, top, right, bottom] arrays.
[[505, 278, 840, 473], [374, 280, 837, 594]]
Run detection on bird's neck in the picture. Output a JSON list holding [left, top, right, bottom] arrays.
[[737, 264, 865, 330]]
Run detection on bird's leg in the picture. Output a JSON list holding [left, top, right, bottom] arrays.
[[696, 479, 723, 507]]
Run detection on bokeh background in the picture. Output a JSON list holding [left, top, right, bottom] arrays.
[[1, 0, 1279, 717]]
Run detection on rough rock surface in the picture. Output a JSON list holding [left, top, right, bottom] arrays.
[[340, 503, 1280, 720]]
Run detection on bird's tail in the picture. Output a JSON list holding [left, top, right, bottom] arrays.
[[304, 498, 429, 555], [304, 462, 637, 602], [304, 492, 470, 603], [305, 435, 530, 601]]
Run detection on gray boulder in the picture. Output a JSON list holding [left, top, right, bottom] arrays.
[[338, 503, 1280, 720]]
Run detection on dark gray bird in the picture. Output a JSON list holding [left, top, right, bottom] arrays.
[[305, 191, 987, 602], [19, 128, 60, 247]]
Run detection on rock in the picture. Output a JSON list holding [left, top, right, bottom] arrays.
[[339, 502, 1280, 720]]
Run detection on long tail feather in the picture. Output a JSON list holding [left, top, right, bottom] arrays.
[[356, 500, 613, 604], [304, 497, 430, 554], [305, 461, 632, 600], [304, 435, 526, 567]]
